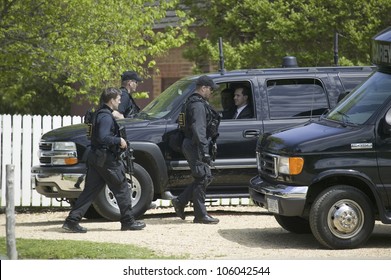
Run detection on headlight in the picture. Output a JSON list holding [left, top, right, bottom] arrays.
[[54, 142, 77, 151], [39, 141, 78, 166], [277, 156, 304, 175], [52, 156, 78, 165], [53, 142, 77, 165]]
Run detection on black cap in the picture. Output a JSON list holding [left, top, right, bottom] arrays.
[[121, 70, 142, 82], [196, 75, 219, 90]]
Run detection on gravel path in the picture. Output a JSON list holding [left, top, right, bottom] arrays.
[[1, 205, 390, 259]]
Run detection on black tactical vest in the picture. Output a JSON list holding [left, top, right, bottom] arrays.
[[179, 94, 221, 140], [86, 107, 119, 151]]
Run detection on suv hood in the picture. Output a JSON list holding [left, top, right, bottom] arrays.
[[261, 120, 372, 155], [41, 118, 151, 143], [41, 123, 88, 143]]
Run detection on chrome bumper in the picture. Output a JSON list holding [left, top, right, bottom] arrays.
[[32, 165, 86, 198], [249, 175, 308, 216]]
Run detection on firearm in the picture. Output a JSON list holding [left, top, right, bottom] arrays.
[[121, 143, 135, 176], [119, 127, 135, 183], [74, 174, 85, 189], [210, 134, 219, 162], [207, 106, 220, 163], [84, 108, 95, 140]]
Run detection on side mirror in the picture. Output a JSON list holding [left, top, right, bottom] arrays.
[[383, 108, 391, 135], [385, 108, 391, 125]]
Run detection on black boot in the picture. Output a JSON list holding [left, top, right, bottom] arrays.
[[121, 220, 146, 231], [62, 220, 87, 233], [171, 198, 186, 220], [193, 215, 219, 224]]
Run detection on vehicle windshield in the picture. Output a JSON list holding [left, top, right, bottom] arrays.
[[326, 71, 391, 125], [138, 79, 194, 119]]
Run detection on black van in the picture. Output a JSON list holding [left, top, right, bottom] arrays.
[[249, 27, 391, 249]]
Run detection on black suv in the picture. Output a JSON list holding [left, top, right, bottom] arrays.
[[32, 65, 374, 220], [249, 27, 391, 249]]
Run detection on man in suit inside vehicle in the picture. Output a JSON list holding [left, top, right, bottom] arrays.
[[232, 86, 253, 119]]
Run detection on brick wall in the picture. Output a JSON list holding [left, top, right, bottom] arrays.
[[151, 46, 195, 99]]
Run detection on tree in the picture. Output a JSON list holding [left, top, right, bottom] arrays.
[[0, 0, 192, 115], [182, 0, 391, 71]]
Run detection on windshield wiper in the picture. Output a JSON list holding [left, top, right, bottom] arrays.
[[134, 111, 149, 119]]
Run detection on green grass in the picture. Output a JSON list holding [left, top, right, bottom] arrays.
[[0, 237, 185, 259]]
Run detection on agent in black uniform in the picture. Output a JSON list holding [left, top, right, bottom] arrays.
[[171, 75, 220, 224], [62, 88, 145, 233], [112, 70, 142, 119]]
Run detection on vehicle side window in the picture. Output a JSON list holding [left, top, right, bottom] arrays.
[[267, 79, 328, 118], [210, 81, 255, 120]]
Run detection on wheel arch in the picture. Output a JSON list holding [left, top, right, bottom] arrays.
[[304, 170, 380, 216], [131, 142, 168, 198]]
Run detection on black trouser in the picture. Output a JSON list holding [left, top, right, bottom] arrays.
[[66, 150, 135, 225], [177, 138, 213, 219]]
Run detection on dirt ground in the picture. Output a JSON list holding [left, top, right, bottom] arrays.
[[1, 205, 390, 259]]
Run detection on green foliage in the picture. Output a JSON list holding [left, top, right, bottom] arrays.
[[0, 237, 185, 259], [0, 76, 72, 115], [0, 0, 193, 115], [182, 0, 391, 70]]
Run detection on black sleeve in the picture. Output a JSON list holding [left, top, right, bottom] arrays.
[[118, 91, 131, 115], [188, 102, 209, 154], [97, 114, 121, 147]]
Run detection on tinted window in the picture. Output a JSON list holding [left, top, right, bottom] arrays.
[[339, 74, 369, 92], [267, 79, 328, 118], [327, 72, 391, 125]]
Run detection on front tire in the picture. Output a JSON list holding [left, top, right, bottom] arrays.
[[309, 185, 374, 249], [93, 162, 154, 221], [274, 215, 311, 234]]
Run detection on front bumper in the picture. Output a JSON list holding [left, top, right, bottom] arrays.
[[31, 164, 86, 198], [249, 175, 308, 216]]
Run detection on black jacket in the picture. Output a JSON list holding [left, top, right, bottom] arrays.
[[118, 87, 140, 118], [91, 105, 121, 151], [235, 104, 253, 119], [183, 94, 211, 155]]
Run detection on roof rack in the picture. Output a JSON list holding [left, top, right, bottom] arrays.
[[242, 66, 376, 75]]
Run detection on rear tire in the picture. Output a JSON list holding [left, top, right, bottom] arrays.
[[309, 185, 374, 249], [274, 214, 311, 234], [93, 162, 154, 221]]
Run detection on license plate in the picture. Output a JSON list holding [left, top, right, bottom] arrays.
[[267, 198, 279, 213]]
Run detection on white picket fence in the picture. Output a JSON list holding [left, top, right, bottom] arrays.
[[0, 114, 83, 208], [0, 114, 250, 209]]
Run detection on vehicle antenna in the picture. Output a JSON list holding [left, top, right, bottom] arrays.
[[334, 31, 339, 66], [218, 37, 226, 75]]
